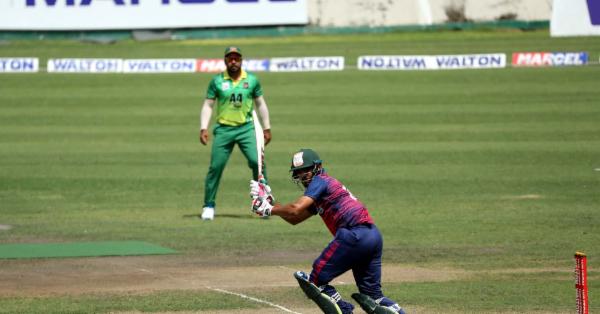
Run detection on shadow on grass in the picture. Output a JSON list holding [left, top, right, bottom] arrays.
[[182, 214, 254, 220]]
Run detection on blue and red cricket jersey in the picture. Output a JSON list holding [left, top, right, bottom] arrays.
[[304, 171, 374, 235]]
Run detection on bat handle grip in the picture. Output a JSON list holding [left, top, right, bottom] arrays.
[[258, 175, 266, 184]]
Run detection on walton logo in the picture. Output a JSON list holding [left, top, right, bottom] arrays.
[[588, 0, 600, 25], [26, 0, 295, 6]]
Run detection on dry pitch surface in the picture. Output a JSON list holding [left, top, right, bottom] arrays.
[[0, 255, 469, 313], [0, 255, 571, 313]]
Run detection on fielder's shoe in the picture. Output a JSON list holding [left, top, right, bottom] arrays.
[[201, 207, 214, 221]]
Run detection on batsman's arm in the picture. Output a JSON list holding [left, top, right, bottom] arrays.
[[254, 96, 271, 145], [271, 196, 314, 225], [199, 98, 215, 145]]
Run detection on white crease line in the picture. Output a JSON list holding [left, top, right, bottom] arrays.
[[207, 286, 303, 314], [135, 266, 303, 313], [277, 265, 297, 271]]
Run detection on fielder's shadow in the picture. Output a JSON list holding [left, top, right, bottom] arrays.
[[182, 213, 254, 220]]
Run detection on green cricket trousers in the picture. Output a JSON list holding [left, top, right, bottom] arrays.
[[203, 122, 266, 208]]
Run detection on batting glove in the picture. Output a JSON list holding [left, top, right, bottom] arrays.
[[251, 197, 273, 217], [249, 180, 274, 203]]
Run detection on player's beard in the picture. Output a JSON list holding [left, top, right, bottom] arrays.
[[301, 175, 312, 188], [292, 172, 312, 189], [292, 166, 319, 189], [226, 61, 241, 74]]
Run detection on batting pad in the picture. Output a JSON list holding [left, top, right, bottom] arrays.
[[0, 241, 176, 259], [294, 271, 342, 314]]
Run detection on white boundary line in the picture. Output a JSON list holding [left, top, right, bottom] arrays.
[[206, 286, 303, 314]]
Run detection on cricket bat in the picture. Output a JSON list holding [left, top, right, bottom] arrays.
[[252, 110, 265, 183]]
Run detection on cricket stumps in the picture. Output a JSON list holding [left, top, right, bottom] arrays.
[[575, 252, 589, 314]]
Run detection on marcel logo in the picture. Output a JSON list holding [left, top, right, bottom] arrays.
[[26, 0, 295, 6]]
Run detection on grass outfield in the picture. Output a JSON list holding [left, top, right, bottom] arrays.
[[1, 30, 600, 313]]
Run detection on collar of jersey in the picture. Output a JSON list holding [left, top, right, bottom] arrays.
[[223, 69, 247, 84]]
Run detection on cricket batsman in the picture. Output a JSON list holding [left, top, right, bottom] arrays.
[[249, 149, 406, 314]]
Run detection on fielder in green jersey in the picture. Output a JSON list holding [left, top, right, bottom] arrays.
[[199, 46, 272, 221]]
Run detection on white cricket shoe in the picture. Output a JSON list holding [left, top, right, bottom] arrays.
[[201, 207, 214, 221]]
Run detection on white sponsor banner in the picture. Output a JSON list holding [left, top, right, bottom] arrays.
[[48, 58, 123, 73], [269, 57, 345, 72], [0, 58, 39, 73], [0, 0, 307, 31], [358, 54, 506, 71], [123, 59, 196, 73], [551, 0, 600, 37], [196, 59, 270, 73], [430, 54, 506, 69]]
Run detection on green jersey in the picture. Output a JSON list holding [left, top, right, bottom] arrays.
[[206, 69, 263, 126]]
